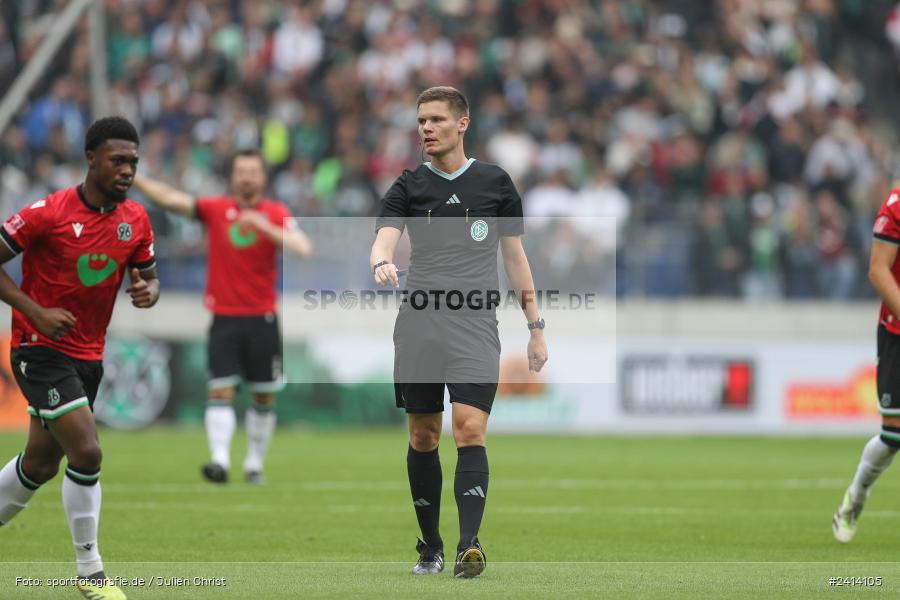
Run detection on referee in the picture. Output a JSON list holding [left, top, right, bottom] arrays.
[[370, 86, 548, 578]]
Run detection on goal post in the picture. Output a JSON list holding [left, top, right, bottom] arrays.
[[0, 0, 107, 137]]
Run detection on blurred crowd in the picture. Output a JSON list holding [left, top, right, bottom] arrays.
[[2, 0, 900, 299]]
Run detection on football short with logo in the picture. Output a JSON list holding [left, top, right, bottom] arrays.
[[208, 313, 284, 392], [10, 345, 103, 427], [393, 307, 500, 414], [877, 325, 900, 416]]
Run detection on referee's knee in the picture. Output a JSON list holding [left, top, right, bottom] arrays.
[[409, 430, 439, 452], [453, 432, 485, 447], [409, 422, 440, 451], [453, 422, 486, 447]]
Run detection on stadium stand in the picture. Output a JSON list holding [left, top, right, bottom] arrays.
[[2, 0, 900, 298]]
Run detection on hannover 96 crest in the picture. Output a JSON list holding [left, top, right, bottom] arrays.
[[117, 222, 132, 241]]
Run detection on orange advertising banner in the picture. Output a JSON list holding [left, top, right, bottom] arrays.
[[786, 366, 878, 419], [0, 332, 29, 430]]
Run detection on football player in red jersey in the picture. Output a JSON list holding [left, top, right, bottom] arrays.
[[833, 189, 900, 543], [133, 149, 311, 485], [0, 116, 158, 600]]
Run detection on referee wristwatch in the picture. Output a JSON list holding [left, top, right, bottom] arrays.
[[527, 317, 545, 331]]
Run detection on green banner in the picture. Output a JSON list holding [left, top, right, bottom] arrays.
[[95, 337, 401, 429]]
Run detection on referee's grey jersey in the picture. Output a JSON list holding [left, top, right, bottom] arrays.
[[376, 160, 524, 310]]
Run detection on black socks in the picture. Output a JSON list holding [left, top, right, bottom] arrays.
[[407, 446, 443, 549], [454, 445, 488, 551]]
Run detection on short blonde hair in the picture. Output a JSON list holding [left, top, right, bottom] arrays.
[[416, 86, 469, 118]]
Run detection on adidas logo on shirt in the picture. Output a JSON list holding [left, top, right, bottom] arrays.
[[462, 486, 485, 498], [446, 194, 461, 204]]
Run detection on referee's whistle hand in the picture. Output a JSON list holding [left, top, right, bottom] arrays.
[[374, 263, 400, 288], [527, 334, 548, 374]]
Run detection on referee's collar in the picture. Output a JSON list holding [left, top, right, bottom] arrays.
[[424, 158, 476, 180]]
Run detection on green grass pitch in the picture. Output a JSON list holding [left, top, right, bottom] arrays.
[[0, 429, 897, 598]]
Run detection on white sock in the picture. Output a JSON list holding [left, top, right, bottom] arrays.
[[849, 435, 898, 501], [62, 467, 103, 577], [0, 454, 39, 526], [244, 406, 276, 474], [205, 403, 236, 469]]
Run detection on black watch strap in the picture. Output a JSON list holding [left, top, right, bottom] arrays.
[[373, 260, 388, 273]]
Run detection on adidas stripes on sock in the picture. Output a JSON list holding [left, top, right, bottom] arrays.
[[454, 445, 488, 551], [407, 446, 443, 549]]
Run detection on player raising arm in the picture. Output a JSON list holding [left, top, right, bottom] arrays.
[[133, 150, 311, 485]]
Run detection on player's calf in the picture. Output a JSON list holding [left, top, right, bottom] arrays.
[[833, 429, 900, 543], [244, 397, 277, 483], [63, 463, 103, 576], [204, 395, 236, 479], [0, 453, 48, 526]]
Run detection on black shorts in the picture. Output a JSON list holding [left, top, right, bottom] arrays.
[[393, 308, 499, 414], [878, 325, 900, 416], [10, 345, 103, 426], [208, 313, 283, 392]]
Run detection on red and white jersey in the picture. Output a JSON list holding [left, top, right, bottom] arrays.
[[194, 196, 293, 316], [873, 188, 900, 335], [0, 185, 156, 360]]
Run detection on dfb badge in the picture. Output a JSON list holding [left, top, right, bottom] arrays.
[[470, 220, 488, 242]]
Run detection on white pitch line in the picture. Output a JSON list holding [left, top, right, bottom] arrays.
[[95, 477, 894, 494], [89, 501, 900, 519], [326, 505, 587, 514], [93, 502, 589, 514], [0, 560, 898, 565]]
